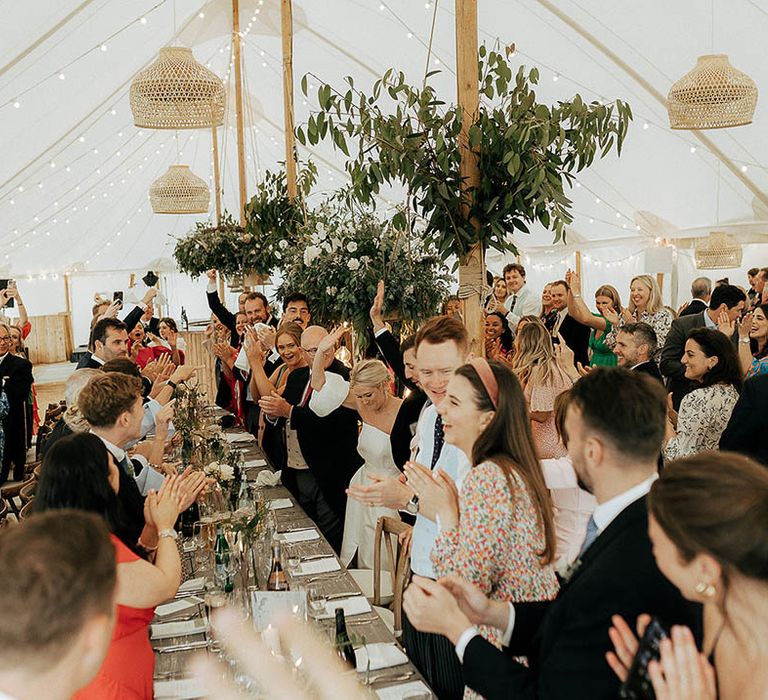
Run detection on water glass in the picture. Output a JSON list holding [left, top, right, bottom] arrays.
[[307, 586, 327, 620]]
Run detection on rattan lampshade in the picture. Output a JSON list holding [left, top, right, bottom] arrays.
[[130, 47, 225, 129], [149, 165, 210, 214], [694, 232, 743, 269], [668, 54, 757, 130]]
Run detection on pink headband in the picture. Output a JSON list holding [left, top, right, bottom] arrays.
[[469, 357, 498, 408]]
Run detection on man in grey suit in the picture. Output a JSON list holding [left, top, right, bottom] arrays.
[[678, 276, 711, 317], [660, 284, 746, 409]]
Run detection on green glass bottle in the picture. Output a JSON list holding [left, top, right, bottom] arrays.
[[214, 524, 234, 593]]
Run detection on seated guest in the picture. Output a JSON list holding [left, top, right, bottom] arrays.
[[737, 303, 768, 378], [154, 316, 186, 366], [719, 373, 768, 465], [608, 452, 768, 699], [0, 322, 33, 484], [0, 511, 117, 700], [405, 358, 558, 699], [35, 433, 190, 699], [128, 323, 172, 370], [663, 328, 741, 461], [510, 322, 573, 459], [40, 368, 101, 456], [484, 311, 514, 360], [613, 322, 663, 381], [545, 280, 591, 367], [678, 276, 711, 317], [77, 318, 130, 369], [660, 283, 745, 409], [402, 368, 700, 700]]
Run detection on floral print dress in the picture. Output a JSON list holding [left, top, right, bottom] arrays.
[[432, 461, 559, 700], [604, 308, 673, 361]]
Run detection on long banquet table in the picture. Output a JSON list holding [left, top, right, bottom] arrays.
[[152, 420, 434, 699]]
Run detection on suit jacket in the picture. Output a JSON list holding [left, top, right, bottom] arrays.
[[633, 359, 663, 383], [207, 290, 238, 341], [279, 361, 363, 520], [76, 353, 102, 370], [558, 315, 591, 368], [115, 459, 146, 550], [678, 299, 707, 317], [462, 497, 701, 700], [719, 373, 768, 465], [0, 353, 33, 457]]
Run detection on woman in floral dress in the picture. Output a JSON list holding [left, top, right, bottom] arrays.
[[405, 358, 558, 700]]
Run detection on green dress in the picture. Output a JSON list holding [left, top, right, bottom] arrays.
[[589, 316, 617, 366]]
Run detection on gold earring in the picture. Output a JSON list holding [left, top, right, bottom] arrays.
[[695, 582, 717, 598]]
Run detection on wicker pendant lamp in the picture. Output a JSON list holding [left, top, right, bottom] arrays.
[[150, 165, 210, 214], [668, 54, 758, 130], [130, 47, 225, 129], [694, 232, 743, 269]]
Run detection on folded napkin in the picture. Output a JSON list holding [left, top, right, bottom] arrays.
[[295, 557, 341, 576], [269, 498, 293, 510], [254, 470, 281, 486], [155, 597, 201, 618], [176, 577, 205, 594], [318, 595, 371, 620], [224, 432, 251, 443], [154, 678, 206, 699], [355, 642, 409, 672], [150, 618, 208, 640], [376, 680, 432, 699], [278, 528, 320, 543], [244, 458, 268, 468]]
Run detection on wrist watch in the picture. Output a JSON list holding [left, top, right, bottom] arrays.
[[739, 337, 751, 344], [404, 494, 420, 515], [166, 380, 177, 390], [158, 528, 179, 540]]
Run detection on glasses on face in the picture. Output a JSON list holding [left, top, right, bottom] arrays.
[[0, 335, 11, 343]]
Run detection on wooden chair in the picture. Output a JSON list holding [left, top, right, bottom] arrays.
[[33, 463, 42, 480], [20, 481, 37, 505], [372, 516, 413, 635], [19, 499, 34, 520], [0, 500, 7, 527], [1, 476, 35, 520]]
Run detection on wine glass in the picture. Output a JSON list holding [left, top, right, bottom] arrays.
[[307, 586, 327, 620]]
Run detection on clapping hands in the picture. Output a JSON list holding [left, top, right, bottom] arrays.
[[403, 461, 459, 528]]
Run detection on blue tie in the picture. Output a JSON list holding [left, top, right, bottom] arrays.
[[578, 516, 599, 558], [431, 415, 445, 469], [120, 455, 135, 478]]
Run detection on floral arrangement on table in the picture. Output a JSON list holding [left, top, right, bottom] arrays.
[[277, 199, 451, 347]]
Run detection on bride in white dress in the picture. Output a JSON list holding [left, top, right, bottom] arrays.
[[309, 331, 403, 569]]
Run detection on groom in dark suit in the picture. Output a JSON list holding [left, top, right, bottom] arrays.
[[403, 368, 701, 700], [0, 323, 33, 483]]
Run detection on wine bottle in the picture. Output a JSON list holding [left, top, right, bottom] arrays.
[[334, 608, 357, 669], [267, 541, 288, 591], [214, 524, 234, 593]]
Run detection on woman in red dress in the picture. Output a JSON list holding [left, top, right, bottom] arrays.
[[128, 323, 174, 370], [35, 433, 201, 699]]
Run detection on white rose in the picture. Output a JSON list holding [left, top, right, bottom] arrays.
[[204, 462, 220, 477], [219, 464, 235, 481], [347, 241, 358, 253], [279, 239, 289, 250], [360, 255, 371, 265], [347, 258, 360, 271], [303, 245, 321, 267]]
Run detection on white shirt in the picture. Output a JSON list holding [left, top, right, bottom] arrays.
[[0, 690, 19, 700], [504, 284, 540, 327], [455, 473, 659, 661], [410, 403, 470, 578], [90, 353, 106, 366]]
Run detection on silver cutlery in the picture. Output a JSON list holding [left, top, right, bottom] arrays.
[[155, 639, 212, 653], [324, 591, 364, 600], [348, 615, 380, 625], [305, 573, 346, 583], [299, 553, 335, 562], [365, 670, 414, 685]]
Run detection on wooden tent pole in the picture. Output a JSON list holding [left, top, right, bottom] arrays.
[[575, 250, 582, 278], [281, 0, 298, 200], [232, 0, 248, 225], [455, 0, 484, 355], [211, 123, 222, 224]]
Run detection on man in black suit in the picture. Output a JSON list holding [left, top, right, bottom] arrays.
[[76, 318, 129, 370], [614, 322, 663, 382], [403, 368, 701, 700], [258, 326, 362, 553], [678, 276, 711, 317], [660, 284, 746, 409], [719, 372, 768, 465], [548, 280, 591, 367], [0, 323, 33, 483]]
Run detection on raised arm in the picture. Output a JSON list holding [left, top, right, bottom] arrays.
[[205, 269, 237, 339], [565, 270, 606, 330], [243, 327, 276, 401]]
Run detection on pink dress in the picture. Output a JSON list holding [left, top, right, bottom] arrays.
[[524, 370, 572, 459], [432, 461, 559, 700]]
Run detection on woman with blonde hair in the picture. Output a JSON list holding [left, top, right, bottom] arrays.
[[310, 331, 404, 568], [510, 322, 573, 459], [604, 274, 673, 357]]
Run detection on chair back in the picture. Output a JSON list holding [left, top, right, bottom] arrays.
[[19, 499, 34, 520], [20, 481, 37, 505], [372, 516, 412, 634], [0, 499, 7, 526]]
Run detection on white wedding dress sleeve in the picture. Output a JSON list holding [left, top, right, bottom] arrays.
[[308, 371, 350, 417]]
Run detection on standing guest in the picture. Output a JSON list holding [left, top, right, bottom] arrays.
[[282, 292, 312, 329], [77, 318, 129, 369], [503, 263, 540, 329], [564, 270, 620, 366], [484, 311, 514, 360], [663, 328, 741, 461], [603, 275, 673, 361], [754, 267, 768, 305], [8, 321, 38, 448], [35, 433, 190, 700], [0, 511, 118, 700], [545, 280, 591, 367], [442, 295, 463, 318], [211, 311, 247, 420], [128, 323, 171, 370], [720, 373, 768, 465], [736, 303, 768, 377], [402, 368, 700, 700], [347, 316, 472, 699], [258, 325, 362, 553], [484, 276, 509, 313], [0, 322, 33, 484], [678, 276, 712, 317], [155, 317, 186, 366], [515, 314, 544, 335], [613, 322, 663, 381], [607, 452, 768, 700], [309, 347, 403, 569], [511, 322, 573, 459], [660, 283, 746, 409], [405, 359, 558, 699], [747, 267, 761, 305], [540, 283, 555, 320]]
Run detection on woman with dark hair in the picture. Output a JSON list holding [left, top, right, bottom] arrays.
[[608, 451, 768, 699], [404, 359, 558, 699], [155, 316, 186, 366], [663, 328, 741, 460], [734, 303, 768, 378], [35, 432, 190, 699], [484, 311, 514, 360], [127, 323, 172, 370]]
